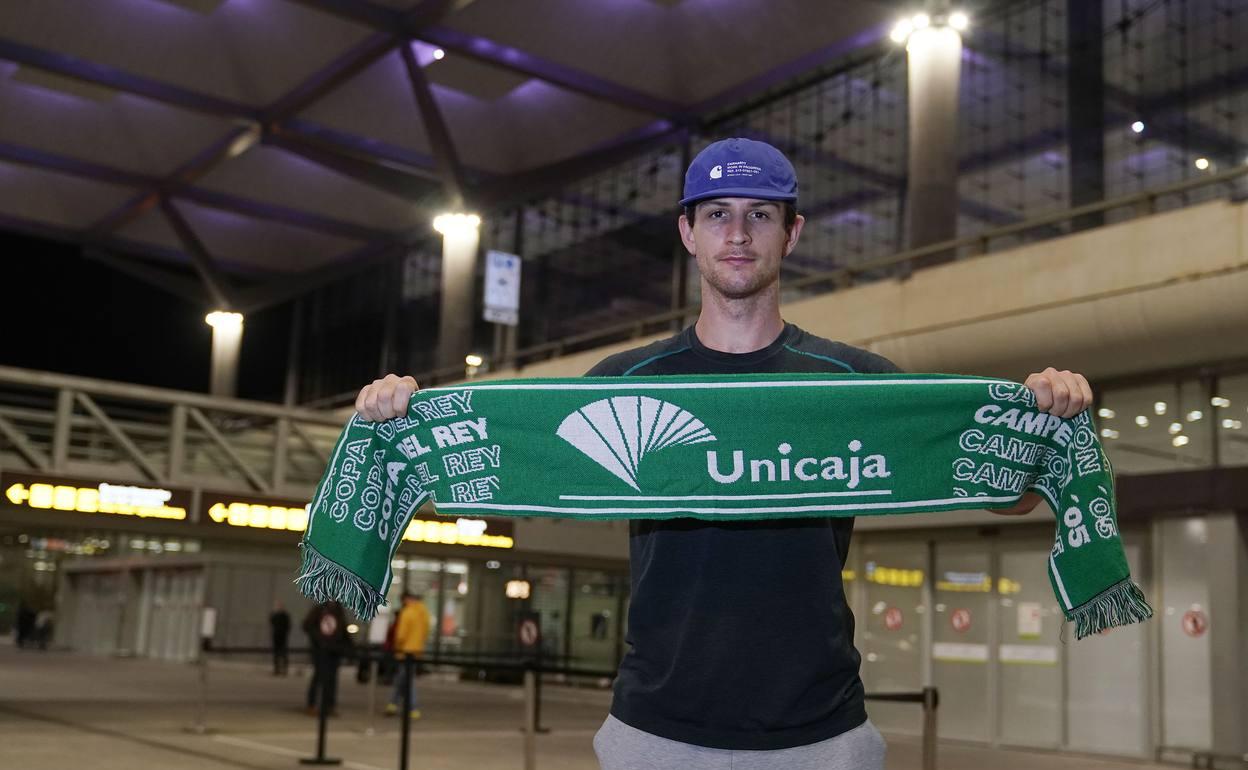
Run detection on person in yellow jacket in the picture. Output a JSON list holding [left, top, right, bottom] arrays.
[[385, 592, 432, 718]]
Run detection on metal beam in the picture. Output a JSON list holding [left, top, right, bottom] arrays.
[[0, 139, 385, 241], [234, 238, 408, 314], [159, 198, 234, 309], [692, 22, 892, 117], [262, 31, 398, 124], [399, 42, 466, 205], [479, 120, 686, 208], [82, 247, 208, 306], [0, 37, 259, 121], [416, 26, 688, 119], [264, 126, 438, 200]]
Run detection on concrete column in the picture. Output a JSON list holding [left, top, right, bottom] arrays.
[[1208, 512, 1247, 756], [205, 311, 243, 398], [434, 214, 481, 372], [905, 24, 963, 251], [1067, 0, 1105, 230]]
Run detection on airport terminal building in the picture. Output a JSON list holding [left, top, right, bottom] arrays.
[[0, 0, 1246, 765]]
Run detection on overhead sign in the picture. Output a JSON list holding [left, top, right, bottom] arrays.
[[202, 493, 311, 532], [483, 250, 521, 326], [1, 471, 190, 520], [201, 493, 513, 548]]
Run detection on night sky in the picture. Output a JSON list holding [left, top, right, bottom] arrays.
[[2, 231, 292, 402]]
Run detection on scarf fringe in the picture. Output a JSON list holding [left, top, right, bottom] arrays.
[[294, 543, 383, 621], [1071, 579, 1154, 640]]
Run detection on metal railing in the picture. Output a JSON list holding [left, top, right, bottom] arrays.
[[0, 364, 345, 500], [309, 160, 1248, 408]]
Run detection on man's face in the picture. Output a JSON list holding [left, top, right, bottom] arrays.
[[678, 198, 804, 300]]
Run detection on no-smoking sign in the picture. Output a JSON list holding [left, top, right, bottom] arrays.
[[951, 608, 972, 633], [883, 607, 903, 631], [518, 615, 541, 648], [1181, 609, 1208, 638]]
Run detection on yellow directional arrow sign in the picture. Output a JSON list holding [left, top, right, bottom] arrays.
[[6, 483, 28, 505]]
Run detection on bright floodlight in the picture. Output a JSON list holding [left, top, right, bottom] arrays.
[[890, 19, 913, 43], [949, 11, 969, 30], [433, 48, 445, 60], [465, 354, 484, 367], [1194, 157, 1210, 170], [205, 311, 243, 330], [1131, 121, 1145, 133], [433, 212, 482, 236]]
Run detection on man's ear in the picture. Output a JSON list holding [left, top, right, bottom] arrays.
[[678, 213, 697, 255], [784, 214, 806, 257]]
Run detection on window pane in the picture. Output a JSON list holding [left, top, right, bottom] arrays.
[[1214, 374, 1248, 467], [1099, 379, 1213, 474]]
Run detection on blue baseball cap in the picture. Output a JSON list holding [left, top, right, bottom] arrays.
[[679, 138, 798, 207]]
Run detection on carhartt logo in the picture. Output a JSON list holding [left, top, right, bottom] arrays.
[[557, 397, 716, 491], [709, 164, 723, 179]]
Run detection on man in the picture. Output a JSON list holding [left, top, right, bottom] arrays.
[[354, 138, 1092, 768], [303, 600, 352, 717], [270, 600, 291, 676], [385, 592, 431, 719]]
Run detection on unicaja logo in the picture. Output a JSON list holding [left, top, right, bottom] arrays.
[[709, 164, 723, 179], [557, 397, 716, 491]]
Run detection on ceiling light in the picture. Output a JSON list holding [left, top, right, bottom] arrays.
[[1134, 415, 1149, 427], [464, 354, 484, 367], [1210, 396, 1230, 407], [1172, 435, 1190, 447], [1131, 121, 1145, 134], [890, 19, 914, 43], [204, 311, 243, 330], [1221, 418, 1242, 429], [912, 13, 931, 29], [1154, 401, 1167, 415], [1194, 157, 1210, 171], [1168, 422, 1183, 435], [1100, 428, 1119, 439], [1097, 408, 1116, 419], [433, 48, 445, 61], [433, 212, 481, 236], [949, 11, 969, 31], [1187, 410, 1203, 422]]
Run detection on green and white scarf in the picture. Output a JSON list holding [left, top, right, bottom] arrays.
[[297, 373, 1153, 638]]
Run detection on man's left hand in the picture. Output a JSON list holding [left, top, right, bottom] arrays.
[[1024, 367, 1093, 418]]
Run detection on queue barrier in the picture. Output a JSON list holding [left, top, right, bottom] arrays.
[[195, 646, 940, 770]]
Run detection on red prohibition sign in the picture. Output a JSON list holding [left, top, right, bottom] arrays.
[[883, 607, 903, 631], [519, 618, 540, 646], [1181, 609, 1208, 638], [950, 608, 972, 633]]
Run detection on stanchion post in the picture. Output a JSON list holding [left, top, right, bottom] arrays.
[[299, 657, 342, 766], [921, 686, 939, 770], [523, 666, 537, 770], [398, 654, 413, 770], [365, 652, 378, 737]]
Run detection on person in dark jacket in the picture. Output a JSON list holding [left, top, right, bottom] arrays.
[[302, 600, 352, 716], [269, 600, 291, 676]]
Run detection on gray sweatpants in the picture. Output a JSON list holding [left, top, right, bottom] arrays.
[[593, 714, 886, 770]]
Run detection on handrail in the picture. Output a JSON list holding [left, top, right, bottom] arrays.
[[307, 161, 1248, 408], [0, 364, 344, 425]]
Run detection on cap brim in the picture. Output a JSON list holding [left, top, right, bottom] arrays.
[[679, 187, 798, 207]]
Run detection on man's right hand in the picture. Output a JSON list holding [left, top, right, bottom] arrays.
[[355, 374, 418, 422]]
